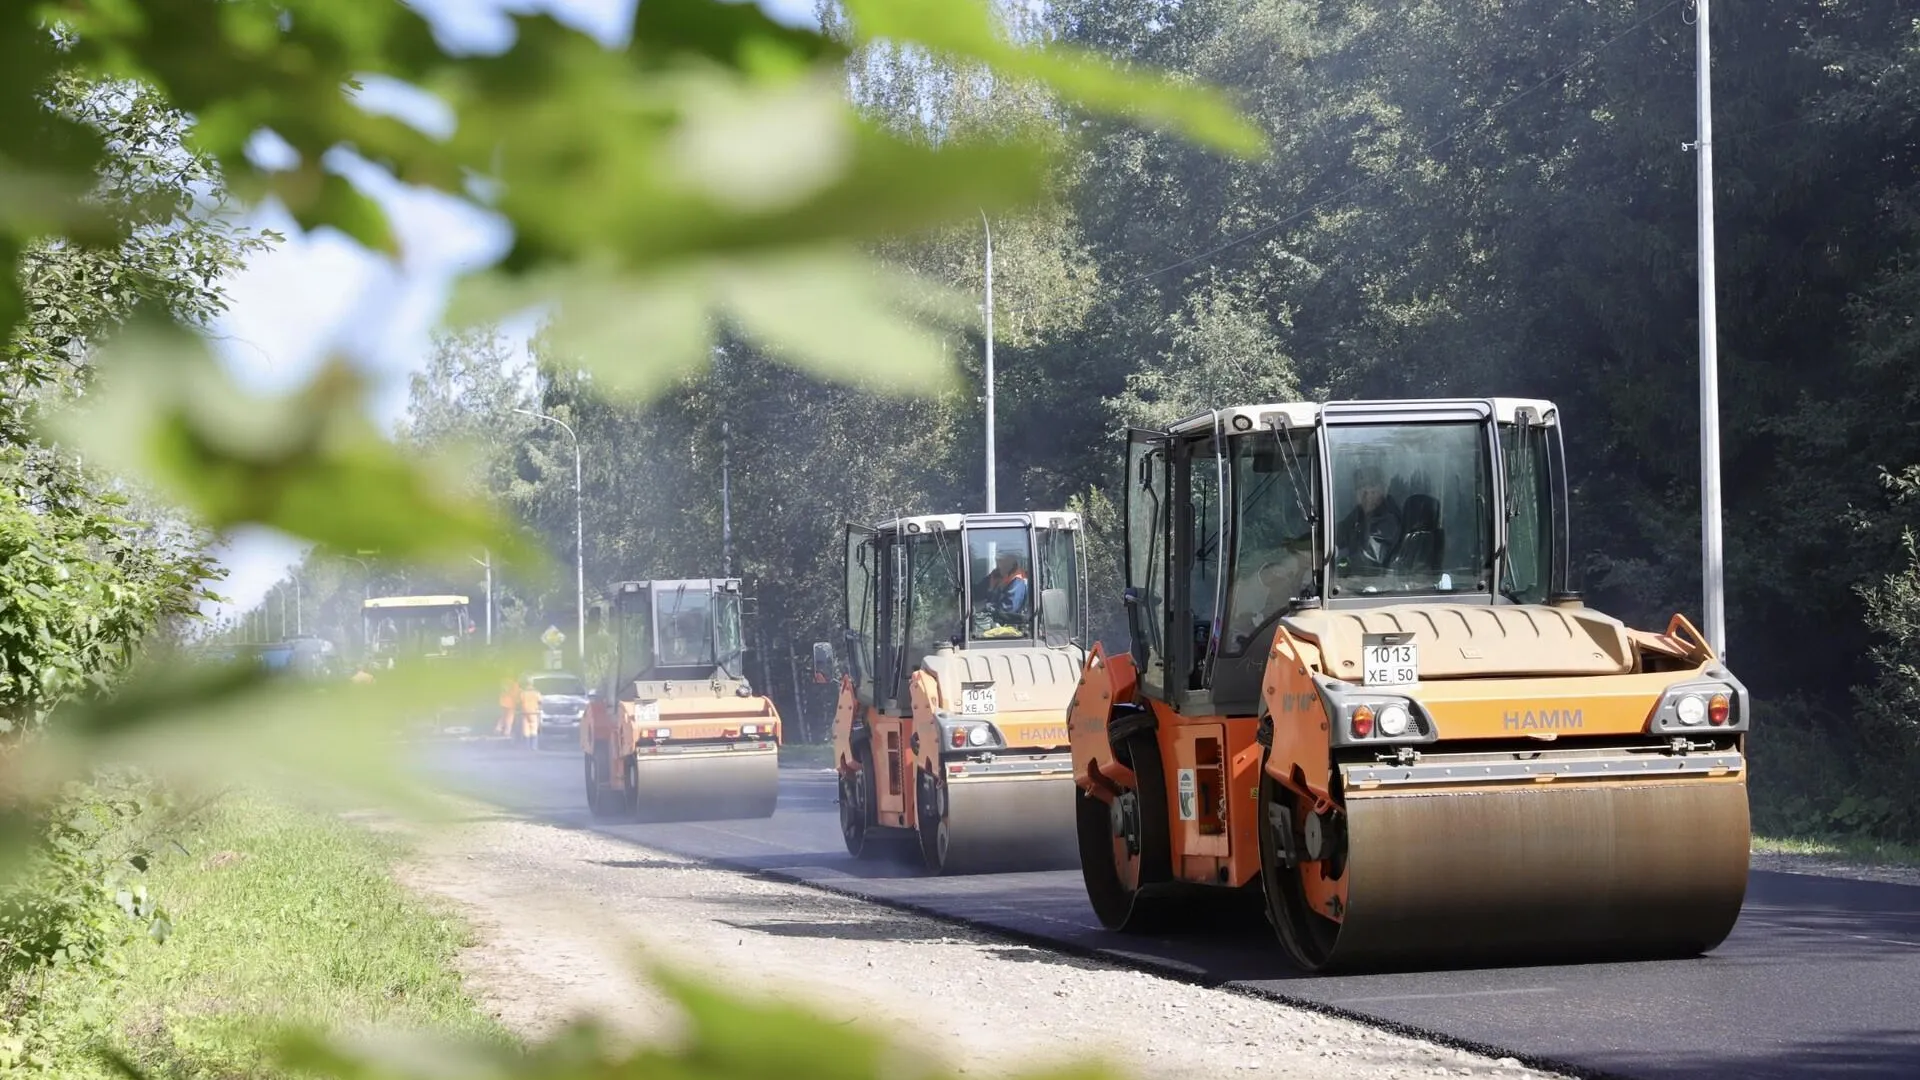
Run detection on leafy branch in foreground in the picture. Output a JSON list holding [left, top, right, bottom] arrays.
[[248, 961, 1119, 1080], [2, 0, 1259, 770]]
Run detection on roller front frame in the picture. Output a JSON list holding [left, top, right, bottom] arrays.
[[1068, 633, 1755, 971], [1257, 628, 1753, 972], [581, 690, 784, 823], [834, 667, 1079, 874]]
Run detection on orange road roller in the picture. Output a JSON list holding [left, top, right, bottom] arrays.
[[1069, 398, 1751, 972], [583, 578, 782, 822], [819, 511, 1088, 874]]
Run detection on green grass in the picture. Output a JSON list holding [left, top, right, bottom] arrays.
[[26, 791, 509, 1078], [779, 741, 835, 768], [1752, 833, 1920, 868]]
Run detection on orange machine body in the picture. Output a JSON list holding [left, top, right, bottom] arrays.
[[1068, 397, 1752, 972], [826, 509, 1088, 874], [581, 577, 783, 822]]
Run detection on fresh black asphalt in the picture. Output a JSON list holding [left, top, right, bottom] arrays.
[[421, 743, 1920, 1080]]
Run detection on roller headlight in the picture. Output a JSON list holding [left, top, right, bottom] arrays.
[[1327, 692, 1434, 745], [968, 725, 990, 746], [1676, 694, 1706, 726], [1648, 677, 1745, 733]]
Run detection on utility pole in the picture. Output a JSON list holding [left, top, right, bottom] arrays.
[[1695, 0, 1726, 660], [469, 550, 493, 646], [786, 642, 807, 742], [514, 409, 585, 665], [721, 420, 733, 579], [982, 211, 996, 514]]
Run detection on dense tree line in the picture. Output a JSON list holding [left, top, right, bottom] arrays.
[[271, 0, 1920, 840]]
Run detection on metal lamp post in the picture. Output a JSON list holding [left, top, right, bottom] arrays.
[[1694, 0, 1726, 660], [515, 408, 586, 666], [981, 210, 996, 514]]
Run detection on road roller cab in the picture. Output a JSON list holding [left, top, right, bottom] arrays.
[[582, 578, 782, 822], [1068, 398, 1753, 972], [824, 511, 1088, 874]]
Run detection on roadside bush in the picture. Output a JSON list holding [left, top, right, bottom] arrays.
[[0, 771, 173, 1071], [1849, 527, 1920, 842]]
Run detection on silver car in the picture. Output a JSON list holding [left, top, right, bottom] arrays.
[[527, 672, 590, 749]]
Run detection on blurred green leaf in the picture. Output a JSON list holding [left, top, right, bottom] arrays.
[[42, 327, 544, 574], [260, 958, 1124, 1080], [454, 245, 971, 397], [839, 0, 1267, 157], [716, 248, 969, 393], [19, 650, 519, 819], [270, 165, 398, 255]]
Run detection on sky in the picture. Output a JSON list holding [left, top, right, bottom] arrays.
[[202, 0, 819, 624]]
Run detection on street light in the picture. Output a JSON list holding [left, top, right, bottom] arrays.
[[339, 554, 374, 603], [981, 210, 996, 514], [468, 550, 493, 646], [514, 407, 585, 666]]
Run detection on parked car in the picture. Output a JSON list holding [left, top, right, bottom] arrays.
[[525, 671, 590, 750]]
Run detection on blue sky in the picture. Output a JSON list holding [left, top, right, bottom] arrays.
[[202, 0, 819, 624]]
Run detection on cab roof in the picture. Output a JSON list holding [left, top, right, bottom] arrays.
[[872, 510, 1081, 535], [1163, 397, 1559, 438], [611, 578, 743, 595], [363, 595, 469, 609]]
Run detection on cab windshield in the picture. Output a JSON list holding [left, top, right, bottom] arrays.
[[968, 527, 1034, 640], [1325, 422, 1491, 598], [652, 586, 745, 670]]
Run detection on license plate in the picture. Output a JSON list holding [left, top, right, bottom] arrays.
[[1362, 634, 1417, 687], [959, 683, 997, 715]]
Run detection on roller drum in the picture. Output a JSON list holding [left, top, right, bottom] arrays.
[[629, 748, 779, 823], [1320, 778, 1750, 971], [929, 775, 1079, 875]]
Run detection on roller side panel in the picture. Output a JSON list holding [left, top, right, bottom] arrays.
[[1262, 631, 1333, 806], [830, 676, 860, 775], [1068, 646, 1139, 799]]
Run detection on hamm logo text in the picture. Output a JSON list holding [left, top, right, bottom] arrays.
[[1503, 709, 1583, 731]]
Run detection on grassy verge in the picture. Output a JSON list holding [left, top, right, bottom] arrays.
[[26, 790, 509, 1077], [1752, 833, 1920, 869], [779, 741, 835, 768]]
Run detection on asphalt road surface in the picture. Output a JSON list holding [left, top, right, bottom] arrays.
[[419, 743, 1920, 1080]]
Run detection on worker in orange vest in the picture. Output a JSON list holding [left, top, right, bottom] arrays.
[[497, 677, 518, 739], [518, 679, 543, 749]]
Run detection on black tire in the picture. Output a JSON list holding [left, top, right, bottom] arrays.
[[585, 752, 616, 821], [841, 747, 878, 858], [917, 768, 949, 873], [1258, 766, 1340, 971], [1077, 730, 1172, 932]]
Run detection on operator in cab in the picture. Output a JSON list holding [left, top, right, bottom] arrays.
[[972, 550, 1031, 639], [1336, 463, 1402, 574]]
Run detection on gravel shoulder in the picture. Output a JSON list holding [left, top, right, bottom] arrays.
[[391, 799, 1559, 1080]]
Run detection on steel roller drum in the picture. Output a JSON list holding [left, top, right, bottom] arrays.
[[630, 748, 779, 823], [931, 775, 1080, 874], [1324, 778, 1750, 971]]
